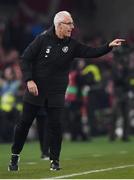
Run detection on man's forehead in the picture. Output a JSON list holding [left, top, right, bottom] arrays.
[[64, 15, 73, 22]]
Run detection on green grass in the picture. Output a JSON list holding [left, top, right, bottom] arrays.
[[0, 136, 134, 179]]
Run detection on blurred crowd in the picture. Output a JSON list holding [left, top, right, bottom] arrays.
[[1, 0, 134, 143]]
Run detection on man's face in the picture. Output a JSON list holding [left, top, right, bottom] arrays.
[[58, 15, 74, 38]]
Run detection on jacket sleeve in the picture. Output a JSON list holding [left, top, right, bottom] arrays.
[[73, 41, 113, 58], [20, 35, 43, 82]]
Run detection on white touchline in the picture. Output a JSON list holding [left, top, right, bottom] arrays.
[[27, 162, 37, 165], [42, 164, 134, 179]]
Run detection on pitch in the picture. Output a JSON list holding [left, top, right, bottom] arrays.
[[0, 136, 134, 179]]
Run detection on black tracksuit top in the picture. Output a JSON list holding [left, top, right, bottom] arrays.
[[21, 26, 112, 106]]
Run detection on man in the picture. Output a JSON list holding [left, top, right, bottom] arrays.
[[109, 47, 132, 141], [8, 11, 125, 171]]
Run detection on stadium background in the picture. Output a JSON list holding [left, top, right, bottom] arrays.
[[1, 0, 134, 178]]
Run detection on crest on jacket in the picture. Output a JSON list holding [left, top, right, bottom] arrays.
[[62, 46, 69, 53]]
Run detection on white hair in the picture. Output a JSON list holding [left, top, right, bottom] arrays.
[[54, 11, 71, 28]]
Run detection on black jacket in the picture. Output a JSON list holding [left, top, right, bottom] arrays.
[[21, 26, 112, 106]]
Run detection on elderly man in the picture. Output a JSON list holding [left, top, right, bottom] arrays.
[[8, 11, 125, 171]]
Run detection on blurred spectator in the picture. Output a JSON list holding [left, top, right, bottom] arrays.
[[0, 66, 22, 142], [64, 60, 89, 141], [1, 67, 21, 95], [109, 45, 133, 141]]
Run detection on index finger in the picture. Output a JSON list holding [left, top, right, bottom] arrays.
[[118, 39, 126, 41]]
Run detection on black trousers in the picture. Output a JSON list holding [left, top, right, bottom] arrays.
[[36, 107, 49, 156], [11, 101, 63, 160]]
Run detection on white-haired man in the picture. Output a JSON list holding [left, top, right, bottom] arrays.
[[8, 11, 125, 171]]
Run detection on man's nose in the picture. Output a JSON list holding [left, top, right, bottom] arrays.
[[71, 24, 74, 29]]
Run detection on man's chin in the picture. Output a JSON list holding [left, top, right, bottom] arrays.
[[66, 33, 71, 37]]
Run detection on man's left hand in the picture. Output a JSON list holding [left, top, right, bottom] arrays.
[[109, 39, 125, 47]]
